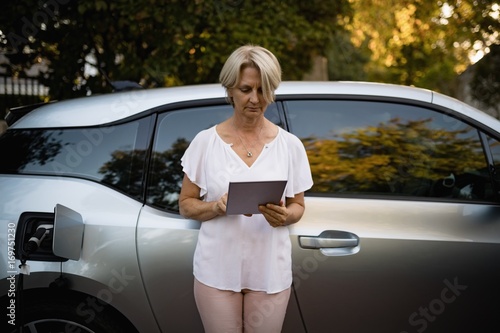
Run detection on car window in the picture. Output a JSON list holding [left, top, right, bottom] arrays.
[[0, 117, 152, 200], [147, 103, 281, 212], [486, 134, 500, 185], [285, 100, 497, 203]]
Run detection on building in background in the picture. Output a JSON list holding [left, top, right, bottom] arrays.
[[456, 46, 500, 120], [0, 54, 49, 122]]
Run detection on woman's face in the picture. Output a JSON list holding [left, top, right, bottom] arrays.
[[229, 66, 268, 118]]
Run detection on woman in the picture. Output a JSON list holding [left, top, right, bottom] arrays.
[[179, 45, 313, 333]]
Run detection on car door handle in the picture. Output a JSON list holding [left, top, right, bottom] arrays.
[[299, 236, 357, 248], [299, 230, 360, 256]]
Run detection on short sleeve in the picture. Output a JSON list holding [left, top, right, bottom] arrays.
[[180, 127, 213, 198], [284, 131, 313, 198]]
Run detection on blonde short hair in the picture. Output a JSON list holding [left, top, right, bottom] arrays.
[[219, 45, 281, 105]]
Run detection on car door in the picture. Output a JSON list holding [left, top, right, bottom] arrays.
[[135, 101, 311, 332], [283, 99, 500, 333]]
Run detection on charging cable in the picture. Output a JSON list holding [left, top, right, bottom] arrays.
[[24, 224, 53, 257], [17, 224, 54, 333]]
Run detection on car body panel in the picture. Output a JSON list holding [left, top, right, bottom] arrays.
[[10, 81, 433, 129], [9, 85, 226, 128], [431, 90, 500, 133], [0, 175, 160, 333], [288, 196, 500, 332], [136, 206, 203, 332], [1, 81, 499, 332], [12, 80, 499, 132], [136, 206, 306, 333]]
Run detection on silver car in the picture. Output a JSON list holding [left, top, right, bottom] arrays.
[[1, 82, 499, 333]]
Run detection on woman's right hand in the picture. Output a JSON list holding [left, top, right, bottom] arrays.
[[213, 193, 228, 216], [180, 174, 227, 221]]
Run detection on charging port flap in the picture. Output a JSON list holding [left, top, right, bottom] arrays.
[[53, 204, 84, 261]]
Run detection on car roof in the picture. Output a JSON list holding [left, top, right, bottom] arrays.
[[8, 81, 500, 133]]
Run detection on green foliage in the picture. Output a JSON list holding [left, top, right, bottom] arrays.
[[0, 0, 352, 100], [1, 0, 498, 104], [326, 30, 370, 81], [344, 0, 500, 96]]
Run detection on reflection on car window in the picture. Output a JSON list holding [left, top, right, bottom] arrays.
[[286, 100, 496, 203], [487, 134, 500, 186], [0, 117, 151, 200], [147, 103, 282, 212]]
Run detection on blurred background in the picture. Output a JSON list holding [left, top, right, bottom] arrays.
[[0, 0, 499, 121]]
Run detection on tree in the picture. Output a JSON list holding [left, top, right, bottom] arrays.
[[0, 0, 352, 100], [326, 29, 370, 81], [344, 0, 500, 96]]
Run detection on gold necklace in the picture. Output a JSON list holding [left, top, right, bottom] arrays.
[[233, 120, 264, 158]]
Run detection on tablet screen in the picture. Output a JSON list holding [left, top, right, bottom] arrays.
[[226, 180, 287, 215]]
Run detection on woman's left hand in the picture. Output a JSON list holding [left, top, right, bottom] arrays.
[[259, 201, 289, 227]]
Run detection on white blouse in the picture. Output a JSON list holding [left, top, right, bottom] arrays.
[[181, 125, 313, 293]]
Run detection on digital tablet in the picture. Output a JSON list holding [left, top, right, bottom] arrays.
[[226, 180, 287, 215]]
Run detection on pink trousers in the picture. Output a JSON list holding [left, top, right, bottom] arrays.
[[194, 279, 291, 333]]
